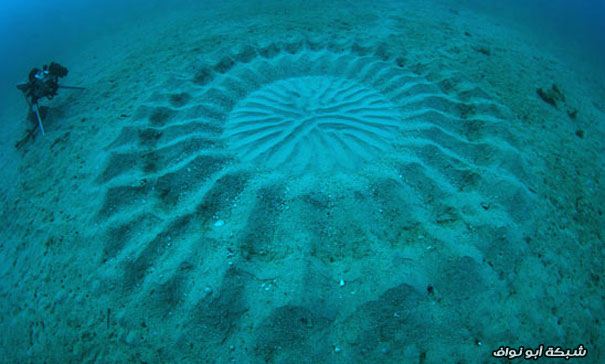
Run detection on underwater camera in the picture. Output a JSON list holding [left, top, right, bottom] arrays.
[[48, 62, 68, 78]]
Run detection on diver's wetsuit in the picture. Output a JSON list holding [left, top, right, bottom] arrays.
[[15, 62, 69, 147], [18, 67, 60, 105]]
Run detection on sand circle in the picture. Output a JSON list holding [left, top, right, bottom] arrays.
[[225, 76, 401, 173]]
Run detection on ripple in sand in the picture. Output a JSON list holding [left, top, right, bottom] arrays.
[[225, 76, 400, 173]]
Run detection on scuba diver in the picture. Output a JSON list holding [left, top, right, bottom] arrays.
[[16, 62, 84, 143]]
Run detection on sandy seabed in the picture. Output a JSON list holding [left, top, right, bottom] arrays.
[[0, 1, 603, 363]]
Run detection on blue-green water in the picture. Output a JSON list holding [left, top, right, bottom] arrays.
[[0, 1, 603, 363]]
